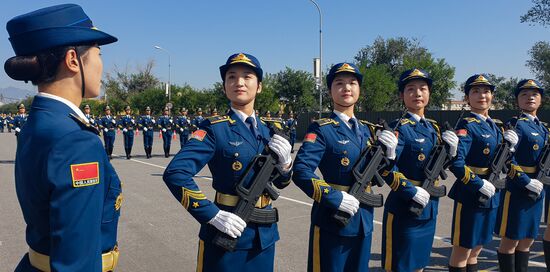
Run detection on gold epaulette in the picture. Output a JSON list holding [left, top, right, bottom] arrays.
[[493, 119, 503, 125], [464, 117, 480, 123], [313, 118, 339, 126], [400, 119, 415, 125], [70, 113, 99, 135], [207, 115, 235, 124]]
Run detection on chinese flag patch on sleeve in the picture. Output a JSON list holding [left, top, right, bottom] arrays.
[[457, 129, 468, 137], [191, 129, 207, 141], [71, 162, 99, 187], [304, 133, 317, 143]]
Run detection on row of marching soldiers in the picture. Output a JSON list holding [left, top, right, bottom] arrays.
[[159, 54, 550, 272], [82, 104, 298, 160]]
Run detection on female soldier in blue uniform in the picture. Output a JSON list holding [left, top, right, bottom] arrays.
[[176, 107, 191, 148], [99, 105, 117, 160], [119, 105, 136, 159], [4, 4, 122, 271], [496, 79, 546, 271], [158, 107, 174, 157], [381, 69, 459, 272], [12, 103, 27, 137], [293, 62, 399, 271], [163, 53, 293, 272], [139, 106, 156, 158], [448, 74, 518, 272]]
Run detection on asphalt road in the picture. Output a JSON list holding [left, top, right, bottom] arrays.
[[1, 131, 548, 271]]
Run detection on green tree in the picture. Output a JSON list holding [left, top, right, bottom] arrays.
[[129, 88, 166, 115], [482, 74, 519, 110], [354, 36, 456, 110], [521, 0, 550, 27], [103, 60, 160, 105], [270, 68, 316, 114], [527, 41, 550, 88]]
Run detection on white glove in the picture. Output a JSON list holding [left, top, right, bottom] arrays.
[[104, 128, 108, 132], [90, 119, 95, 124], [111, 119, 116, 124], [504, 130, 519, 152], [143, 127, 148, 132], [412, 186, 430, 208], [268, 134, 292, 166], [442, 130, 459, 157], [208, 210, 246, 238], [180, 128, 184, 132], [337, 191, 360, 216], [131, 119, 135, 124], [15, 127, 20, 132], [169, 119, 173, 123], [123, 128, 128, 133], [162, 128, 167, 132], [526, 178, 543, 196], [152, 119, 156, 124], [479, 179, 496, 198], [377, 130, 398, 160]]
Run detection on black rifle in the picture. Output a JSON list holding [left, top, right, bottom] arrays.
[[332, 109, 408, 227], [478, 121, 518, 204], [408, 110, 466, 216], [525, 129, 550, 200], [212, 127, 288, 251]]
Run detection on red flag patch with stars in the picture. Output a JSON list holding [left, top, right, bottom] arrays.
[[71, 162, 99, 187], [191, 129, 207, 141], [304, 133, 317, 143]]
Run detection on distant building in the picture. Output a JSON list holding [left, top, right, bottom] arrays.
[[442, 100, 469, 110]]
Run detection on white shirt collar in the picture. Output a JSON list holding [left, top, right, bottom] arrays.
[[333, 110, 355, 129], [231, 107, 257, 128], [407, 111, 425, 122], [37, 92, 88, 123], [523, 112, 538, 122], [470, 112, 495, 125]]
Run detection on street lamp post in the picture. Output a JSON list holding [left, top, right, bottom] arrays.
[[154, 45, 171, 102], [308, 0, 323, 118]]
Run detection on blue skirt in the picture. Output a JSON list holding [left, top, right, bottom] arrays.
[[451, 201, 497, 248], [381, 210, 436, 271], [307, 225, 372, 272], [196, 239, 275, 272], [495, 189, 544, 240]]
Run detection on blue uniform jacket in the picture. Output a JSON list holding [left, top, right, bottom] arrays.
[[382, 114, 440, 219], [138, 115, 155, 133], [15, 96, 121, 271], [98, 115, 117, 136], [12, 114, 27, 135], [505, 114, 549, 191], [192, 115, 205, 129], [176, 115, 191, 134], [292, 113, 376, 236], [163, 109, 291, 250], [157, 115, 174, 130], [449, 113, 503, 208], [119, 115, 136, 132]]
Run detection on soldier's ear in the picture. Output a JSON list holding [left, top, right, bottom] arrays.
[[257, 82, 262, 94]]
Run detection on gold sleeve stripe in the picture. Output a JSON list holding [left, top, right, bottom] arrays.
[[508, 164, 524, 179], [462, 166, 473, 184], [181, 188, 207, 209], [390, 172, 405, 191], [312, 178, 330, 202]]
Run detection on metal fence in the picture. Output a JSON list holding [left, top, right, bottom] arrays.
[[294, 110, 550, 141]]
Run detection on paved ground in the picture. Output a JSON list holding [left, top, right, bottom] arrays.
[[0, 131, 548, 271]]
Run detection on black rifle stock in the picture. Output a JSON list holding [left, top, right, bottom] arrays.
[[212, 124, 288, 251], [478, 123, 516, 204], [332, 110, 407, 227], [526, 137, 550, 200], [408, 122, 454, 216]]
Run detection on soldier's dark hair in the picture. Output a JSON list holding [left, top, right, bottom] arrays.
[[4, 45, 92, 85]]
